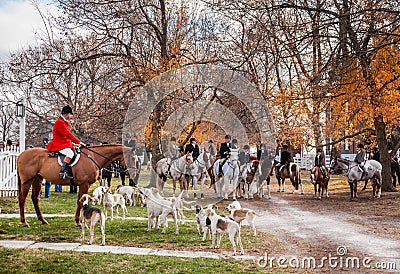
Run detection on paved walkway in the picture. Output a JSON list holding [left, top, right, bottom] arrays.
[[0, 239, 256, 260]]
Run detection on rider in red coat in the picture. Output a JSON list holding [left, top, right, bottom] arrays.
[[46, 106, 85, 179]]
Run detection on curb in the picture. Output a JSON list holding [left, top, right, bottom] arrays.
[[0, 240, 256, 261]]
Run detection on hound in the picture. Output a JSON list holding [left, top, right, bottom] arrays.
[[204, 208, 244, 256], [79, 194, 106, 245], [226, 201, 262, 236], [91, 186, 107, 205], [115, 185, 135, 206], [102, 187, 127, 219], [193, 204, 218, 241], [140, 187, 182, 234]]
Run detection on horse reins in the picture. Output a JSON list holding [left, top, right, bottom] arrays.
[[80, 146, 117, 171]]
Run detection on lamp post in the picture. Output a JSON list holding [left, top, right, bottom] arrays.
[[16, 98, 26, 153]]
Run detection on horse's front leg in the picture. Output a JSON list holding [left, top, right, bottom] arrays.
[[231, 177, 238, 200], [172, 179, 177, 197], [200, 175, 206, 200], [282, 179, 285, 192], [31, 177, 48, 225], [76, 182, 89, 226], [318, 182, 322, 200], [361, 180, 368, 191], [354, 181, 358, 198], [193, 175, 198, 199], [223, 176, 230, 200]]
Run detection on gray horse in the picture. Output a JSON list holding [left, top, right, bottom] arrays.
[[155, 153, 194, 197], [188, 151, 212, 200], [329, 157, 382, 199]]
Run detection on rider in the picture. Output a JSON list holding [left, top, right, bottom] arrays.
[[276, 144, 292, 177], [218, 134, 236, 176], [46, 106, 85, 180], [257, 143, 268, 161], [239, 144, 251, 166], [185, 137, 200, 160], [167, 137, 180, 161], [314, 148, 327, 181], [354, 143, 367, 178]]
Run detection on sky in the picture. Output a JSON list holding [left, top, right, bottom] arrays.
[[0, 0, 58, 61]]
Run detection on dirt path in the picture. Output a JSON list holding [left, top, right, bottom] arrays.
[[240, 193, 400, 272]]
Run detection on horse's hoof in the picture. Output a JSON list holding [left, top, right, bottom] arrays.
[[42, 220, 49, 225], [268, 195, 272, 199], [23, 223, 30, 228], [318, 197, 321, 200], [277, 190, 281, 192]]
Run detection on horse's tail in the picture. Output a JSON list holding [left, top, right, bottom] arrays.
[[291, 164, 300, 190]]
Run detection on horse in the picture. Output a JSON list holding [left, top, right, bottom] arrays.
[[329, 157, 382, 199], [189, 151, 212, 199], [391, 158, 400, 187], [238, 159, 262, 199], [310, 166, 330, 199], [100, 164, 114, 187], [272, 159, 303, 194], [212, 148, 240, 200], [361, 158, 400, 190], [155, 152, 194, 197], [17, 144, 127, 227], [119, 149, 139, 186], [257, 158, 273, 199]]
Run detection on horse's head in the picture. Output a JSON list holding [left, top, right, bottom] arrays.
[[202, 151, 212, 169], [229, 148, 239, 160], [329, 158, 337, 173], [251, 160, 261, 175], [185, 152, 194, 164]]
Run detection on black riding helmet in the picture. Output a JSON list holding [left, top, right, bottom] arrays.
[[61, 105, 73, 115]]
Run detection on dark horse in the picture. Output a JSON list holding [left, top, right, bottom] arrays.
[[18, 144, 127, 227], [119, 149, 140, 186], [310, 166, 330, 199], [391, 159, 400, 187]]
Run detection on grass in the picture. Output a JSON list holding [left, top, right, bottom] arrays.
[[0, 248, 265, 274]]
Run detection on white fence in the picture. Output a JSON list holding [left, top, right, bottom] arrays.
[[293, 154, 356, 170], [0, 146, 19, 197]]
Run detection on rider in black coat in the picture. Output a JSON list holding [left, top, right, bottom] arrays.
[[218, 135, 237, 176], [277, 144, 292, 177], [184, 138, 200, 160], [314, 148, 327, 180]]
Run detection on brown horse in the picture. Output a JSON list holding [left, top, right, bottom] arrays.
[[310, 166, 330, 199], [18, 144, 127, 227]]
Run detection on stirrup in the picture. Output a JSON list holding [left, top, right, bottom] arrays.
[[60, 172, 73, 180]]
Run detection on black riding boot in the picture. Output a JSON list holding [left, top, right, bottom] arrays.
[[60, 162, 73, 180]]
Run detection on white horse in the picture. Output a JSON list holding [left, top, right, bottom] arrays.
[[189, 151, 212, 200], [329, 157, 382, 199], [155, 153, 194, 197], [212, 148, 240, 200]]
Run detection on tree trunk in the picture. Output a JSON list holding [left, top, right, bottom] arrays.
[[374, 115, 396, 191]]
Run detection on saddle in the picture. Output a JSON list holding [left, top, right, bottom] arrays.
[[47, 147, 81, 167]]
